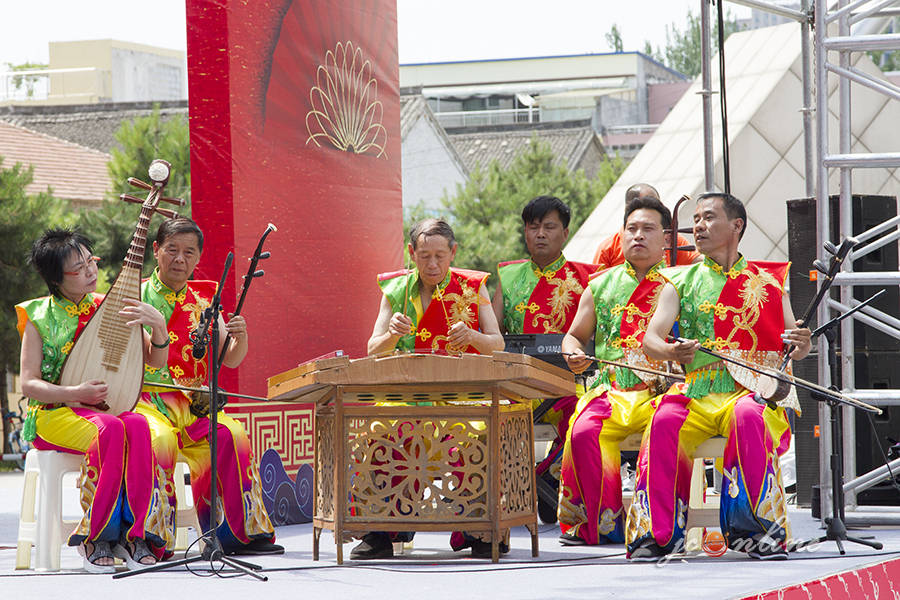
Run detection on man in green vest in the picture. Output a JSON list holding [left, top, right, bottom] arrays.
[[628, 192, 811, 561], [491, 196, 599, 519], [558, 196, 672, 545], [353, 218, 504, 560]]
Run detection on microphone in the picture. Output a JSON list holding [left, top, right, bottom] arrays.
[[190, 251, 234, 361]]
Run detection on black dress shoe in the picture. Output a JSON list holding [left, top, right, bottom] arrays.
[[227, 539, 285, 556], [350, 533, 393, 560], [747, 534, 788, 561], [559, 532, 587, 546], [628, 541, 667, 562], [470, 539, 510, 559]]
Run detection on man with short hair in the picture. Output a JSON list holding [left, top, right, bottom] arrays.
[[626, 193, 811, 561], [136, 217, 281, 557], [354, 218, 504, 560], [370, 218, 503, 356], [557, 196, 672, 546], [592, 183, 700, 269], [492, 195, 599, 448]]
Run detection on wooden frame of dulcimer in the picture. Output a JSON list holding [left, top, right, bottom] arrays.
[[59, 159, 184, 415], [143, 380, 268, 403]]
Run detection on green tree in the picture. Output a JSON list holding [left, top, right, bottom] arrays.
[[869, 17, 899, 72], [606, 24, 624, 53], [78, 106, 190, 277], [655, 10, 744, 78], [427, 137, 624, 293], [869, 49, 899, 72], [0, 158, 67, 451], [643, 40, 662, 62], [4, 61, 48, 99]]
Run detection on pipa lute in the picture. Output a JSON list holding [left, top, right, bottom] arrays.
[[59, 159, 184, 415]]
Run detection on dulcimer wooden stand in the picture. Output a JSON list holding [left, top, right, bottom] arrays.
[[267, 352, 575, 564]]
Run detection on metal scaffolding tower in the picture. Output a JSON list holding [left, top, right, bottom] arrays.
[[814, 0, 900, 526], [699, 0, 900, 525]]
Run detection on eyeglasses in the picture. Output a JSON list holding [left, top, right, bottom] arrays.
[[62, 255, 100, 277]]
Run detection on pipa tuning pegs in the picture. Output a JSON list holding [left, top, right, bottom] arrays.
[[128, 177, 153, 191]]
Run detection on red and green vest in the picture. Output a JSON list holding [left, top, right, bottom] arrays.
[[497, 254, 598, 334], [14, 293, 102, 440], [377, 267, 490, 354], [589, 260, 668, 390], [663, 256, 794, 402], [141, 269, 217, 390]]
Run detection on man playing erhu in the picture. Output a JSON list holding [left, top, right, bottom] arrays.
[[627, 193, 811, 561], [135, 217, 281, 556], [559, 196, 673, 545]]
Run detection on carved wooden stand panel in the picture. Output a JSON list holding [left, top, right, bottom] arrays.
[[313, 389, 537, 564], [268, 353, 575, 565]]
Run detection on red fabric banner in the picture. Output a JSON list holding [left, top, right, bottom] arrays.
[[186, 0, 402, 397]]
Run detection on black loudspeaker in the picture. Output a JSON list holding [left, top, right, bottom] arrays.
[[786, 194, 900, 506], [852, 352, 900, 505], [790, 351, 820, 506]]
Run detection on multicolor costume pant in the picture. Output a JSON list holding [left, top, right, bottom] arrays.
[[33, 406, 173, 555], [136, 392, 275, 551], [557, 386, 655, 544], [534, 395, 577, 478], [625, 386, 792, 554]]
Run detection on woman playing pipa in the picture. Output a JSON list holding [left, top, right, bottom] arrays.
[[16, 229, 172, 573]]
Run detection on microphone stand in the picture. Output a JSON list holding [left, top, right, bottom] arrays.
[[115, 254, 267, 581], [800, 291, 883, 555]]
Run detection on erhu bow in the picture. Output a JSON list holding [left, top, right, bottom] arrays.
[[562, 352, 685, 382], [667, 336, 880, 414]]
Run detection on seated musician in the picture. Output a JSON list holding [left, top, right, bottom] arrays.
[[134, 217, 282, 556], [16, 229, 172, 572], [558, 197, 673, 546], [354, 217, 504, 560], [627, 193, 811, 561], [592, 183, 701, 269], [491, 195, 599, 493]]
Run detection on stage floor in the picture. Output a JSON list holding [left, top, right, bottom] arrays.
[[1, 470, 898, 599]]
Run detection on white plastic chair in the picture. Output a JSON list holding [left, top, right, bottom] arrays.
[[173, 460, 203, 551], [16, 448, 83, 571]]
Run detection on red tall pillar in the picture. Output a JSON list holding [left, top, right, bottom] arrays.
[[186, 0, 402, 398]]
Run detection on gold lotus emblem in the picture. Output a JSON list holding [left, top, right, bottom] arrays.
[[306, 41, 387, 158]]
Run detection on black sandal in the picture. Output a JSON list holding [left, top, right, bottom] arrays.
[[82, 541, 116, 574], [113, 538, 157, 570]]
